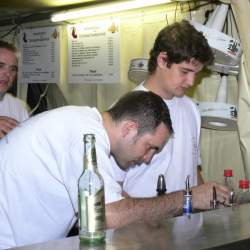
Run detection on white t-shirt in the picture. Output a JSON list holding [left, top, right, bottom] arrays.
[[0, 93, 29, 122], [114, 83, 201, 197], [0, 106, 123, 249]]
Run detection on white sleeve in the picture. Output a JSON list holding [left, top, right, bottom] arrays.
[[0, 197, 15, 249]]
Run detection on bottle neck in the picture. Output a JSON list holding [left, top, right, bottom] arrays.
[[84, 135, 97, 171], [224, 176, 233, 187]]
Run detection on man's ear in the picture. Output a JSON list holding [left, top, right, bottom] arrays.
[[120, 120, 138, 138], [157, 51, 168, 69]]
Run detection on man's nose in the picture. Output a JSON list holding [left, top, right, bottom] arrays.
[[185, 74, 196, 87], [143, 151, 155, 164]]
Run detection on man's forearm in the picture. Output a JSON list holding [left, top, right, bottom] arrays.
[[105, 181, 230, 229], [105, 190, 184, 229]]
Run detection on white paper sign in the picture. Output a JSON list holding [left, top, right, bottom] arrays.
[[18, 26, 60, 84], [68, 20, 120, 84]]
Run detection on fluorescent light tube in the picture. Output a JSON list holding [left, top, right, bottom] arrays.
[[51, 0, 170, 22]]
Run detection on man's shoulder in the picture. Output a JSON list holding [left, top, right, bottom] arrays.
[[48, 106, 101, 121], [179, 95, 196, 104], [2, 93, 29, 113], [177, 95, 199, 111], [171, 96, 200, 123], [4, 93, 24, 104]]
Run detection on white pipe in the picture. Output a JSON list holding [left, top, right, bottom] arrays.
[[210, 4, 229, 31], [210, 4, 230, 104], [216, 75, 228, 103], [206, 5, 220, 28]]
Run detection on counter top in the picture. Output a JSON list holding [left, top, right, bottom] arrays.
[[10, 203, 250, 250]]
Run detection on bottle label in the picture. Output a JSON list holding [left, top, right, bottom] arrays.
[[79, 189, 105, 232], [183, 194, 192, 214]]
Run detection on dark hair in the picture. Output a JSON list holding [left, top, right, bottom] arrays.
[[107, 91, 173, 136], [0, 40, 17, 53], [148, 20, 214, 73]]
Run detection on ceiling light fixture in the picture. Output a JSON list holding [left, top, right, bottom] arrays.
[[51, 0, 171, 22]]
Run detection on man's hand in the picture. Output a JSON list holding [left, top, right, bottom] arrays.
[[192, 181, 230, 210], [0, 116, 18, 139]]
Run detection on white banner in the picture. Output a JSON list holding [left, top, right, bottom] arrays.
[[18, 26, 60, 84], [67, 19, 120, 84]]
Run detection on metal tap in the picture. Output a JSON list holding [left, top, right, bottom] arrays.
[[210, 186, 219, 209], [156, 174, 166, 196]]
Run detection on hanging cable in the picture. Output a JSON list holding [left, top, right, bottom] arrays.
[[29, 83, 49, 116], [165, 12, 169, 25], [0, 24, 19, 39]]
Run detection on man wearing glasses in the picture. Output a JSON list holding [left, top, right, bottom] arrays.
[[0, 40, 29, 139]]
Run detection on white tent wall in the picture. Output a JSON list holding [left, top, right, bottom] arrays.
[[231, 0, 250, 180]]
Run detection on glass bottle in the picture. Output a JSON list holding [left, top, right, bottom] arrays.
[[224, 169, 235, 204], [78, 134, 105, 244], [224, 169, 234, 189], [237, 179, 250, 204]]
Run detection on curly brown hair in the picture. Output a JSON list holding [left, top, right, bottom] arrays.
[[148, 20, 214, 73]]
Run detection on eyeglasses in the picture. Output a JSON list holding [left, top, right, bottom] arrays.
[[0, 62, 18, 73]]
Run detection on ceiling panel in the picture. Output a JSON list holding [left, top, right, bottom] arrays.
[[1, 0, 96, 8], [0, 0, 116, 24]]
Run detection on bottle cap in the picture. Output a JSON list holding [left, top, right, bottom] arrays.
[[224, 169, 233, 177], [239, 179, 249, 189]]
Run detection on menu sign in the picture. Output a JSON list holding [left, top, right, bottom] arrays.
[[68, 20, 120, 84], [18, 26, 60, 84]]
